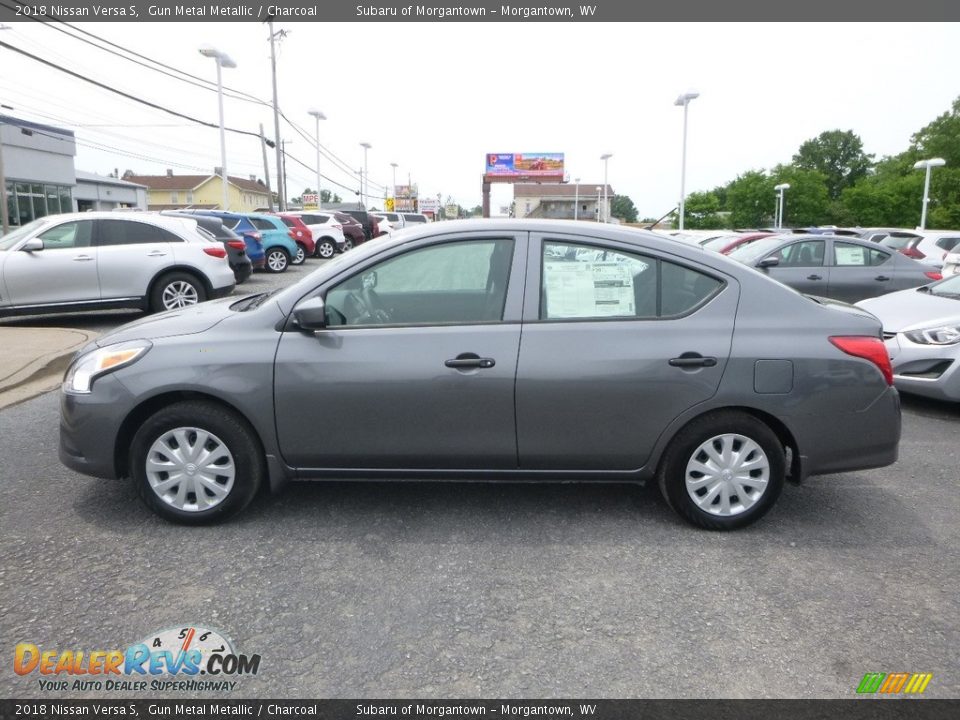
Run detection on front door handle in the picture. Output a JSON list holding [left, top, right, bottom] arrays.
[[669, 353, 717, 368], [445, 353, 496, 370], [147, 251, 167, 257], [806, 274, 823, 281], [875, 275, 891, 281], [72, 255, 94, 262]]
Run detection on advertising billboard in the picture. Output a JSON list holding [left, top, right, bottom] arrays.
[[485, 153, 565, 178]]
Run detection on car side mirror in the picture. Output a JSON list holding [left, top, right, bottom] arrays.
[[757, 256, 779, 269], [21, 238, 44, 252], [292, 297, 327, 331]]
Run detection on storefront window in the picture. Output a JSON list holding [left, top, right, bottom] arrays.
[[3, 181, 73, 227]]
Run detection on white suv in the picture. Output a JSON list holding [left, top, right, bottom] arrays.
[[0, 212, 236, 317], [284, 211, 347, 258]]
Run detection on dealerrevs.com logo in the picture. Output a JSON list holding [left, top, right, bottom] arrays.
[[14, 625, 260, 692]]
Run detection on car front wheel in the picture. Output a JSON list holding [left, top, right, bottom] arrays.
[[150, 272, 206, 313], [657, 411, 785, 530], [129, 401, 264, 524], [265, 247, 290, 273], [342, 238, 354, 251]]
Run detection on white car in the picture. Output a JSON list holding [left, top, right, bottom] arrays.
[[284, 211, 347, 259], [879, 230, 960, 269], [371, 211, 405, 230], [0, 212, 235, 317], [942, 247, 960, 276]]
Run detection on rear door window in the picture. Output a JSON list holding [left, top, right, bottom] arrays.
[[95, 219, 182, 246], [834, 242, 890, 267]]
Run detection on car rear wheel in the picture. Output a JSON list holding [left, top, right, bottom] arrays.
[[657, 411, 784, 530], [316, 239, 336, 259], [130, 401, 264, 525], [265, 247, 290, 273], [292, 243, 307, 265], [342, 238, 354, 251], [150, 272, 206, 313]]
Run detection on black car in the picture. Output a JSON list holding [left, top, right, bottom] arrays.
[[338, 209, 375, 241], [162, 211, 252, 283]]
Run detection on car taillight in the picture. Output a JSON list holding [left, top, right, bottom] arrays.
[[829, 336, 893, 386], [925, 271, 942, 281], [288, 230, 297, 240], [333, 224, 342, 230], [203, 246, 227, 259], [901, 247, 925, 259], [227, 240, 246, 250], [243, 231, 262, 242]]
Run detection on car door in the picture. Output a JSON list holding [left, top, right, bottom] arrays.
[[762, 239, 830, 296], [273, 232, 526, 470], [1, 219, 98, 307], [93, 218, 176, 301], [514, 234, 737, 471], [829, 240, 897, 302]]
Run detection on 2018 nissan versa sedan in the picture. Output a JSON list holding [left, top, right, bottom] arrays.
[[59, 220, 901, 530], [0, 212, 236, 317]]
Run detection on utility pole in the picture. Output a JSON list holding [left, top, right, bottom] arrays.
[[0, 117, 8, 234], [259, 123, 274, 212], [281, 140, 290, 208], [268, 20, 286, 211]]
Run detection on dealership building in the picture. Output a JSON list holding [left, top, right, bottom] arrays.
[[1, 114, 146, 230]]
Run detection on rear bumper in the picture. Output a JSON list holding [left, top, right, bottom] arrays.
[[210, 282, 235, 300]]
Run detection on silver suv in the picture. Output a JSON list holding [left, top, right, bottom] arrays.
[[0, 212, 236, 317]]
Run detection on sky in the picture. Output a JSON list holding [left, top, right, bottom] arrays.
[[1, 21, 958, 218]]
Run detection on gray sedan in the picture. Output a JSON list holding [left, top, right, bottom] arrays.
[[59, 220, 900, 530], [728, 234, 941, 302], [857, 274, 960, 401]]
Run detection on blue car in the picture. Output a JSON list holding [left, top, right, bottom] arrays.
[[243, 214, 300, 273], [187, 211, 267, 271]]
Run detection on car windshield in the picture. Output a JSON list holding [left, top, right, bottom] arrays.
[[880, 235, 916, 250], [728, 235, 788, 263], [0, 218, 49, 250], [929, 274, 960, 297]]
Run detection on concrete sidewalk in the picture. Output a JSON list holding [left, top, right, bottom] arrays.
[[0, 327, 99, 409]]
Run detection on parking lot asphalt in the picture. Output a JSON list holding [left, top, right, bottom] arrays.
[[0, 259, 958, 699]]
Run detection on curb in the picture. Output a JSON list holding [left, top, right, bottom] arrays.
[[0, 328, 98, 410]]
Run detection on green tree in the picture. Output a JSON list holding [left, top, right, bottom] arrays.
[[682, 190, 726, 229], [726, 171, 775, 228], [792, 130, 874, 201], [611, 195, 638, 223], [770, 165, 830, 227]]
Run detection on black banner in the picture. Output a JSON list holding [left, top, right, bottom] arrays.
[[0, 0, 958, 23], [2, 700, 960, 720]]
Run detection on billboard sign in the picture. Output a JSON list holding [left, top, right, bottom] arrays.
[[485, 153, 565, 178], [419, 197, 440, 212]]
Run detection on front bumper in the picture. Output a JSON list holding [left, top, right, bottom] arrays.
[[884, 333, 960, 401], [59, 374, 137, 480]]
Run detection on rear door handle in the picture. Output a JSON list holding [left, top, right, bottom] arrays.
[[669, 354, 717, 368], [72, 255, 94, 262], [806, 274, 822, 281], [875, 275, 891, 281]]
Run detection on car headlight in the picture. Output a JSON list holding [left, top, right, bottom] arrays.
[[904, 325, 960, 346], [63, 340, 152, 394]]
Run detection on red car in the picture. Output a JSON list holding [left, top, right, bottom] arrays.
[[275, 214, 316, 264], [334, 212, 366, 249], [702, 232, 776, 255]]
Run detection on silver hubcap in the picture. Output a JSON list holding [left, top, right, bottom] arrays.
[[267, 251, 287, 271], [685, 433, 770, 517], [145, 427, 236, 512], [343, 240, 353, 251], [162, 281, 199, 309], [295, 247, 305, 264], [319, 243, 335, 258]]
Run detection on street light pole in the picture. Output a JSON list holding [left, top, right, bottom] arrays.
[[390, 162, 398, 206], [574, 177, 580, 220], [674, 90, 699, 232], [913, 158, 946, 230], [268, 22, 286, 211], [595, 187, 601, 222], [774, 183, 790, 230], [308, 109, 326, 210], [600, 154, 612, 223], [199, 45, 236, 211], [359, 142, 371, 209]]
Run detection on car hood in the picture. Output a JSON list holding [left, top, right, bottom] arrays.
[[857, 288, 960, 332], [95, 297, 236, 347]]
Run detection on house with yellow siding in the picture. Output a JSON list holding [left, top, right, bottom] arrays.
[[122, 170, 272, 212]]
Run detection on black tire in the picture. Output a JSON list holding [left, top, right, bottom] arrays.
[[315, 239, 337, 259], [265, 247, 290, 273], [129, 401, 264, 525], [149, 271, 207, 313], [342, 238, 354, 251], [292, 243, 307, 265], [657, 411, 785, 530]]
